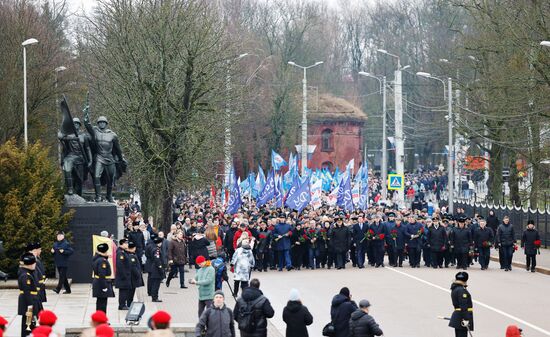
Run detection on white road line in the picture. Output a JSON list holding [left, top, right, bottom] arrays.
[[387, 267, 550, 336]]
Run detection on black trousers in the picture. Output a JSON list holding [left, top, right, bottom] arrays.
[[167, 264, 185, 286], [149, 278, 161, 300], [395, 248, 405, 266], [408, 247, 421, 266], [456, 252, 468, 269], [55, 266, 71, 292], [431, 251, 443, 267], [119, 288, 129, 308], [233, 280, 248, 296], [96, 297, 108, 313], [455, 328, 468, 337], [335, 252, 346, 268], [478, 247, 490, 268], [372, 244, 385, 266], [526, 254, 536, 270], [256, 251, 269, 270], [127, 287, 136, 306], [291, 246, 306, 268]]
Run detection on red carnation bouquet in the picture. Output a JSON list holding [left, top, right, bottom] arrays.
[[482, 241, 492, 248], [416, 227, 425, 237], [534, 239, 542, 254], [307, 229, 317, 240], [361, 229, 375, 243], [377, 233, 385, 240], [299, 233, 308, 243], [259, 234, 267, 240], [390, 229, 398, 240]]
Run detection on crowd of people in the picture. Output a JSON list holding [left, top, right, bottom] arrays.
[[11, 167, 541, 337]]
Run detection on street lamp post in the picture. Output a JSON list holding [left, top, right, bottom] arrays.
[[377, 49, 408, 206], [288, 61, 324, 176], [359, 72, 387, 200], [416, 72, 454, 214], [22, 38, 39, 148], [224, 53, 249, 185]]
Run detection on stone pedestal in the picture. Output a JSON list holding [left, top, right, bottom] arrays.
[[64, 198, 123, 283]]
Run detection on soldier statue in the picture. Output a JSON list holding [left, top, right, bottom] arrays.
[[58, 117, 92, 196], [83, 103, 126, 203]]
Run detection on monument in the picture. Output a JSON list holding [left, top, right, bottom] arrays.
[[58, 96, 125, 282]]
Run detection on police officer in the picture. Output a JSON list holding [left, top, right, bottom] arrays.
[[92, 243, 114, 313], [26, 242, 46, 304], [384, 213, 397, 267], [449, 272, 474, 337], [115, 239, 131, 310], [18, 252, 42, 337], [127, 241, 144, 307], [146, 236, 165, 302]]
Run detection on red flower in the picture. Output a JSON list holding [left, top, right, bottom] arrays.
[[302, 234, 309, 240], [268, 225, 275, 231], [534, 240, 542, 247], [288, 231, 293, 236], [309, 229, 315, 233], [378, 234, 385, 240], [419, 227, 425, 233], [391, 229, 398, 234], [320, 229, 327, 233], [513, 245, 519, 251], [259, 234, 267, 239], [368, 229, 375, 235]]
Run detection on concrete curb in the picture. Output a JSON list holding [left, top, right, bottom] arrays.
[[489, 255, 550, 275]]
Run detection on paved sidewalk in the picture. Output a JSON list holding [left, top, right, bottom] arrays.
[[0, 270, 283, 337]]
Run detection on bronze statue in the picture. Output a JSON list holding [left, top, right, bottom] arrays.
[[58, 98, 92, 197], [83, 101, 127, 203]]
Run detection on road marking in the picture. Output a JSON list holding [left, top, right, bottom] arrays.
[[387, 267, 550, 336]]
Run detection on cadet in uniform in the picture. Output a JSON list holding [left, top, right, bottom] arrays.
[[450, 217, 472, 270], [18, 252, 42, 337], [127, 241, 144, 307], [145, 237, 165, 302], [115, 239, 131, 310], [27, 242, 47, 304], [92, 243, 114, 313], [449, 271, 474, 337]]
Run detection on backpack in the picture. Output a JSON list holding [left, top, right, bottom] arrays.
[[212, 257, 225, 290], [237, 296, 265, 332]]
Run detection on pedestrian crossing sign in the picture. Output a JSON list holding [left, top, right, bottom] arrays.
[[387, 174, 404, 190]]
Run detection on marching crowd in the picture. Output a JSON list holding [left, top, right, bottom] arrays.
[[11, 169, 540, 337]]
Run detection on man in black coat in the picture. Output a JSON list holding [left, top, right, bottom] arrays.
[[449, 272, 473, 337], [115, 239, 131, 310], [26, 242, 46, 304], [426, 218, 447, 268], [145, 237, 165, 302], [331, 287, 358, 337], [126, 241, 144, 307], [369, 216, 387, 268], [450, 217, 472, 270], [330, 218, 350, 269], [387, 216, 407, 267], [496, 216, 516, 271], [92, 243, 115, 313], [521, 219, 541, 272], [233, 278, 275, 337], [18, 253, 42, 337], [128, 223, 145, 267], [349, 299, 383, 337], [473, 218, 494, 270], [352, 215, 369, 268], [51, 231, 73, 294]]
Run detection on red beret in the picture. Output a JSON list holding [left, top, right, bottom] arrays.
[[151, 311, 171, 325], [91, 311, 109, 324], [95, 324, 114, 337], [195, 255, 206, 265], [32, 325, 52, 336], [0, 315, 7, 325], [38, 310, 57, 326]]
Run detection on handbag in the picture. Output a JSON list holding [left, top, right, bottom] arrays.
[[322, 322, 335, 336]]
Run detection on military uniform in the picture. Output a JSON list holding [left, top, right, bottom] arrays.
[[92, 243, 115, 313], [18, 253, 42, 337], [145, 237, 165, 301], [115, 245, 131, 310], [35, 256, 47, 303], [449, 272, 474, 337], [127, 243, 144, 307]]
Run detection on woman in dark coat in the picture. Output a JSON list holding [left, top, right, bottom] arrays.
[[486, 210, 499, 232], [521, 220, 541, 272], [331, 287, 358, 337], [283, 289, 313, 337]]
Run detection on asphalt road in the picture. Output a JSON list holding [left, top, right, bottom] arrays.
[[257, 263, 550, 337]]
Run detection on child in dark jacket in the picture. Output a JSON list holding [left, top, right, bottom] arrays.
[[282, 289, 313, 337]]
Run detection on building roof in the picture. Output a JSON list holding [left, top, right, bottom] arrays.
[[309, 94, 368, 123]]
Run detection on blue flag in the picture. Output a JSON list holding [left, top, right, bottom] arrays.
[[226, 171, 242, 214], [275, 174, 284, 208], [357, 182, 369, 210], [286, 176, 311, 213], [257, 170, 275, 206], [337, 174, 354, 211], [271, 150, 288, 171], [284, 175, 301, 208]]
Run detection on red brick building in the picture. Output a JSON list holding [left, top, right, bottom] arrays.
[[308, 95, 367, 172]]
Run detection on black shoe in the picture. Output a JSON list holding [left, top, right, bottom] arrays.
[[118, 306, 129, 310], [152, 298, 163, 302], [263, 269, 268, 272], [166, 278, 171, 287], [52, 289, 60, 294], [180, 285, 188, 289], [63, 291, 71, 294], [531, 269, 536, 273]]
